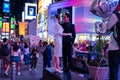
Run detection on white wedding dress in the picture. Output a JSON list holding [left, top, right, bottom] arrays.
[[54, 22, 63, 57]]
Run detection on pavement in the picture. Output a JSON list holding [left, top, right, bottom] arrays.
[[0, 54, 89, 80], [0, 54, 43, 80]]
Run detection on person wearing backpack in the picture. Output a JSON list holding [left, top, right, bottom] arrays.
[[1, 38, 11, 76]]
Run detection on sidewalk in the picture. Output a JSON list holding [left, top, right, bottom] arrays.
[[0, 54, 91, 80], [0, 54, 43, 80]]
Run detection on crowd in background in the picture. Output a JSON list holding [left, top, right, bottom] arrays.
[[0, 38, 53, 77], [0, 37, 109, 77]]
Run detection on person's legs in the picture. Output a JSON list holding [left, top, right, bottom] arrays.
[[43, 58, 47, 68], [24, 54, 27, 65], [4, 57, 10, 76], [62, 44, 68, 72], [56, 57, 61, 70], [17, 62, 20, 72], [26, 54, 30, 66], [68, 50, 72, 72], [109, 50, 120, 80], [34, 58, 38, 69], [67, 44, 72, 72], [31, 60, 34, 69], [16, 62, 21, 75], [62, 51, 67, 72], [55, 57, 63, 73], [47, 60, 51, 68], [53, 57, 57, 70], [4, 64, 10, 73]]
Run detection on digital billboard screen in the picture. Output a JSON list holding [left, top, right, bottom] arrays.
[[3, 3, 10, 13], [11, 17, 16, 29], [0, 17, 2, 28], [2, 22, 10, 32], [73, 6, 102, 33], [25, 3, 37, 20], [27, 6, 36, 16], [4, 0, 10, 2]]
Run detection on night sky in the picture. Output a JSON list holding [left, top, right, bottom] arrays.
[[11, 0, 28, 21], [0, 0, 33, 21]]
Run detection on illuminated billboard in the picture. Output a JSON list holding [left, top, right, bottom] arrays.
[[73, 6, 102, 33], [3, 3, 10, 13], [0, 17, 2, 28], [4, 0, 10, 2], [19, 22, 28, 35], [25, 3, 37, 20], [11, 17, 16, 29], [2, 22, 10, 32]]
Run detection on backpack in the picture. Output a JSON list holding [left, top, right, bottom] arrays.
[[112, 11, 120, 49], [1, 44, 9, 56]]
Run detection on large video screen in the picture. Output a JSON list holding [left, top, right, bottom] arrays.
[[25, 3, 37, 20], [4, 0, 10, 2], [11, 17, 16, 29], [3, 3, 10, 13], [73, 6, 102, 33], [2, 22, 10, 32]]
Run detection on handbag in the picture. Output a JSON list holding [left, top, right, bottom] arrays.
[[36, 53, 39, 58]]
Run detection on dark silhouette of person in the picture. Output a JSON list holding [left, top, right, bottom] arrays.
[[61, 13, 76, 73]]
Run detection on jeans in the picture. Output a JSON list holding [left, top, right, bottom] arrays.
[[108, 50, 120, 80], [43, 58, 51, 68], [24, 53, 30, 65], [31, 58, 38, 69]]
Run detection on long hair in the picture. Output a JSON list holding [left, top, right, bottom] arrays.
[[13, 42, 19, 52]]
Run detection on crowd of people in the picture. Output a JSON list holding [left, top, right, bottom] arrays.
[[0, 38, 53, 76], [0, 13, 110, 80]]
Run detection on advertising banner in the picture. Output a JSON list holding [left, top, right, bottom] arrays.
[[3, 2, 10, 13], [25, 3, 37, 20], [0, 17, 2, 28], [2, 22, 9, 32]]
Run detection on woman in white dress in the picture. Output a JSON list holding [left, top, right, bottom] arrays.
[[52, 14, 72, 73]]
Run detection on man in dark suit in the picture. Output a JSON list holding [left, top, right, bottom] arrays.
[[61, 13, 76, 73]]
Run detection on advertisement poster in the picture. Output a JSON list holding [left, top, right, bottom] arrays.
[[3, 2, 10, 13], [25, 3, 37, 20]]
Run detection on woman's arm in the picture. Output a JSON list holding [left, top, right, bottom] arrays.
[[62, 33, 72, 36]]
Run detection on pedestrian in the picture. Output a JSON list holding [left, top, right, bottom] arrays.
[[11, 42, 21, 75], [29, 45, 39, 70], [24, 43, 30, 67], [61, 13, 76, 73], [43, 41, 52, 68], [1, 38, 11, 76]]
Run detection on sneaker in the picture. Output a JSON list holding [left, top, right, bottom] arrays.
[[29, 68, 32, 71], [78, 74, 84, 77], [56, 69, 63, 73], [4, 72, 8, 76], [17, 72, 21, 75], [57, 70, 63, 73]]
